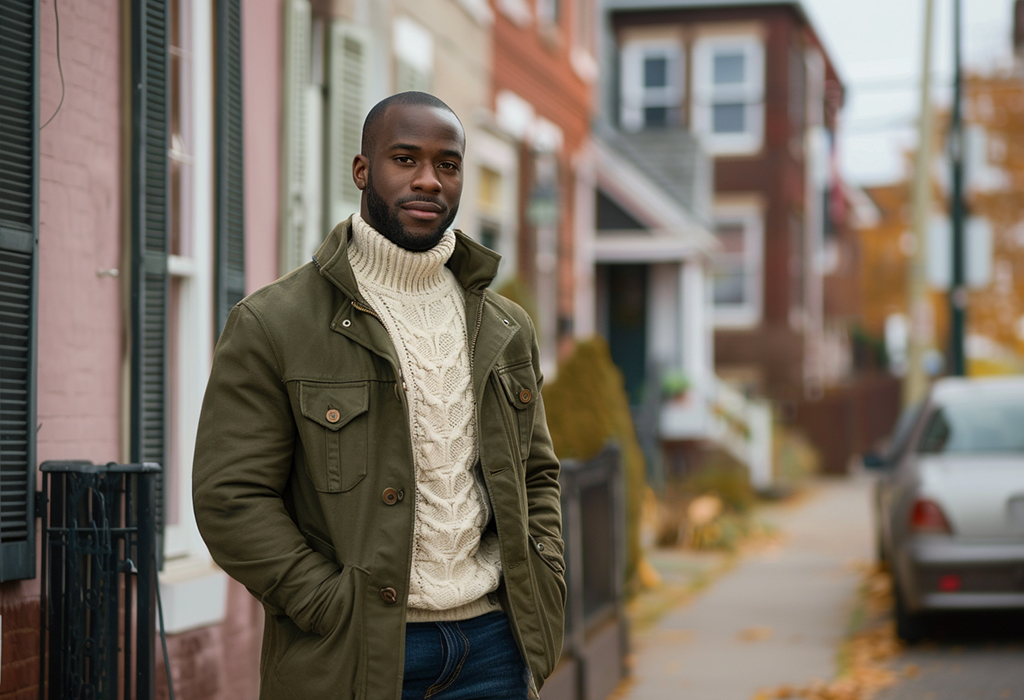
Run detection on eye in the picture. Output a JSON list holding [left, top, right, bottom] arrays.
[[438, 161, 460, 171], [393, 155, 414, 164]]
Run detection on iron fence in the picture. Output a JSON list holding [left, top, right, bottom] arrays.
[[551, 443, 628, 700], [38, 461, 160, 700]]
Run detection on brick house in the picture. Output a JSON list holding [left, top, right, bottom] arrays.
[[603, 0, 857, 407], [489, 0, 598, 373]]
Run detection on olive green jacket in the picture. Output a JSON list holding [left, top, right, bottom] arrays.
[[192, 218, 565, 700]]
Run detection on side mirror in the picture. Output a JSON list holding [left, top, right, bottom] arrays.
[[862, 452, 888, 470]]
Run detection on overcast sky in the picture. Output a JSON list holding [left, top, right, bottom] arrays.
[[801, 0, 1017, 185]]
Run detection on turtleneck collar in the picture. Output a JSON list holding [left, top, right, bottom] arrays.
[[348, 212, 457, 294]]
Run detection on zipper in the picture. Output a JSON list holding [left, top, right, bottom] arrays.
[[468, 290, 486, 366]]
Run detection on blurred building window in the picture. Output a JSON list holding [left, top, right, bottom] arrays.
[[711, 202, 763, 327], [692, 34, 764, 155], [619, 39, 683, 132], [394, 16, 433, 93], [538, 0, 560, 26], [471, 130, 520, 287]]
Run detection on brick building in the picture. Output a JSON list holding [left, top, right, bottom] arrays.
[[603, 0, 857, 406], [489, 0, 598, 371]]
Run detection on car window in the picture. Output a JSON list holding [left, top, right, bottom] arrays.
[[917, 400, 1024, 454], [883, 402, 925, 464]]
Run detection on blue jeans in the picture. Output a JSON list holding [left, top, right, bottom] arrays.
[[402, 611, 529, 700]]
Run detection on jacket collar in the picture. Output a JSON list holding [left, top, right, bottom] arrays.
[[313, 216, 502, 300]]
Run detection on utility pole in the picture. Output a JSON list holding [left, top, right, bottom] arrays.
[[905, 0, 936, 407], [949, 0, 967, 376]]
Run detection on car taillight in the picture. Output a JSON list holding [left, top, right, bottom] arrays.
[[910, 498, 953, 534]]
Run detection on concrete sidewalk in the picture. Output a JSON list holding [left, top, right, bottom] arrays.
[[617, 476, 874, 700]]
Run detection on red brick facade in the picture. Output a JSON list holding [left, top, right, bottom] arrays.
[[491, 0, 595, 357]]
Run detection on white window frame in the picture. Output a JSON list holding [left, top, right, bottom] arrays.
[[711, 201, 763, 328], [393, 15, 434, 93], [620, 39, 683, 132], [692, 34, 764, 155], [471, 129, 520, 287], [160, 0, 228, 635]]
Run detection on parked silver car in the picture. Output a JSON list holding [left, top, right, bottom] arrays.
[[864, 376, 1024, 642]]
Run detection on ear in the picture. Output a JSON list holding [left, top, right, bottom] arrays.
[[352, 154, 369, 191]]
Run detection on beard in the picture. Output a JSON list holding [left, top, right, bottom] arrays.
[[364, 173, 459, 252]]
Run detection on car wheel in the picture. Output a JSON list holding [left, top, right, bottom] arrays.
[[894, 585, 928, 644]]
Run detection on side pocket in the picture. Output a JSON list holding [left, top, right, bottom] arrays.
[[298, 381, 369, 492], [527, 535, 566, 680]]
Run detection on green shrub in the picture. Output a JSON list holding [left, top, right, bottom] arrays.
[[542, 337, 647, 596]]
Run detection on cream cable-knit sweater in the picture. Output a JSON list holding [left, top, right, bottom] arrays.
[[348, 214, 502, 622]]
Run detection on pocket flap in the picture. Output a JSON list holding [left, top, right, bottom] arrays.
[[497, 364, 538, 412], [299, 382, 369, 431]]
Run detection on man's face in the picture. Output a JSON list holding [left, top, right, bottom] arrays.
[[353, 104, 465, 251]]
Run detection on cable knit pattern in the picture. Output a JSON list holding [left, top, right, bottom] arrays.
[[348, 214, 501, 621]]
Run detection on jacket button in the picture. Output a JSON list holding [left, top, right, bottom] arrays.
[[326, 409, 341, 424], [537, 542, 545, 552], [382, 488, 399, 505], [380, 587, 398, 605], [519, 389, 532, 404]]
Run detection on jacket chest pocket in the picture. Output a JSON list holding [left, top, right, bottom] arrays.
[[497, 363, 538, 462], [298, 381, 369, 492]]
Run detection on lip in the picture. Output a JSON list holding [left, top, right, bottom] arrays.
[[400, 201, 443, 221]]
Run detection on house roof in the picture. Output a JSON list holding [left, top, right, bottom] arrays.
[[591, 128, 717, 263], [603, 0, 845, 87]]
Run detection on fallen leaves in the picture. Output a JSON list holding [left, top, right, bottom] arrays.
[[738, 626, 775, 642], [752, 565, 905, 700]]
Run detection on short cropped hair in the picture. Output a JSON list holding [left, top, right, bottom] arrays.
[[360, 91, 462, 157]]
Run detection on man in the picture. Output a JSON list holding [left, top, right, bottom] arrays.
[[192, 92, 565, 700]]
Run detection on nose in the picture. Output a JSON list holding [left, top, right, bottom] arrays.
[[411, 163, 441, 193]]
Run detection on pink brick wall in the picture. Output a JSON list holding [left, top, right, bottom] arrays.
[[36, 0, 124, 468], [2, 0, 123, 694], [243, 0, 283, 293]]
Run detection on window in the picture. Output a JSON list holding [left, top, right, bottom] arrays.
[[692, 35, 764, 155], [281, 2, 372, 273], [472, 130, 519, 287], [393, 16, 433, 94], [918, 401, 1024, 454], [711, 203, 763, 327], [620, 40, 682, 132], [0, 0, 39, 582], [537, 0, 560, 27]]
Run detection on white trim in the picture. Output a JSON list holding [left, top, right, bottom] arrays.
[[471, 129, 520, 287], [593, 231, 707, 262], [619, 38, 683, 132], [158, 557, 229, 633], [159, 0, 223, 631], [593, 139, 715, 252], [496, 0, 532, 27], [691, 34, 764, 156], [711, 201, 763, 328]]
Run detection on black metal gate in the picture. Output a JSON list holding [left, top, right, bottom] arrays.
[[38, 461, 160, 700]]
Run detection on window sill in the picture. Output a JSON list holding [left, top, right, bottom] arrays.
[[158, 557, 229, 634]]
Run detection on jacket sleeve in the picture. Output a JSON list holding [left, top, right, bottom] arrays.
[[192, 302, 351, 636], [522, 315, 563, 552]]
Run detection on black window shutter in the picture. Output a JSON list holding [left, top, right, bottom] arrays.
[[0, 0, 39, 583], [215, 0, 246, 335], [130, 0, 169, 563]]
